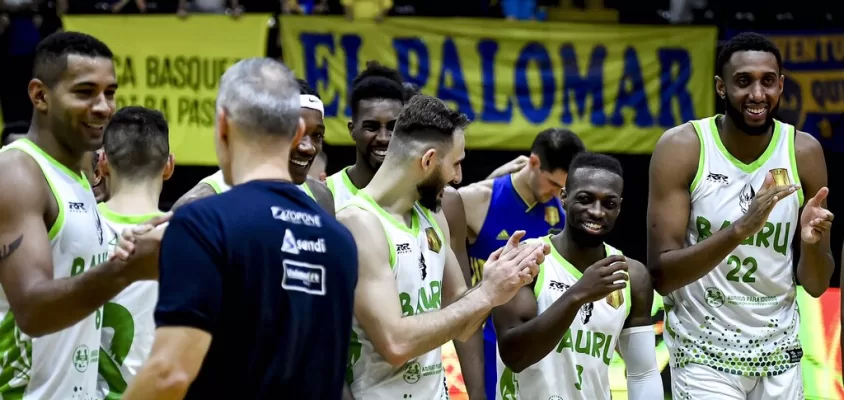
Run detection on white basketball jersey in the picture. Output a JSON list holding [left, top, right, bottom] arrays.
[[199, 170, 314, 198], [0, 139, 109, 399], [95, 204, 163, 399], [342, 192, 449, 400], [326, 167, 359, 211], [665, 116, 803, 377], [497, 236, 629, 400]]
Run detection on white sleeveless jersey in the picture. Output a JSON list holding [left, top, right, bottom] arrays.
[[0, 139, 109, 400], [326, 167, 359, 211], [342, 192, 449, 400], [664, 116, 803, 377], [95, 204, 163, 400], [199, 170, 315, 198], [497, 236, 630, 400]]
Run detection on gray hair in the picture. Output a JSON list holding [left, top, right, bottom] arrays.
[[216, 58, 300, 139]]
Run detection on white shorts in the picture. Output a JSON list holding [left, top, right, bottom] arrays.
[[671, 363, 804, 400]]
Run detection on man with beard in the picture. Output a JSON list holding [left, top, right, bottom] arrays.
[[493, 152, 662, 400], [337, 95, 550, 400], [172, 78, 334, 214], [447, 127, 584, 399], [648, 32, 832, 399], [325, 61, 405, 209]]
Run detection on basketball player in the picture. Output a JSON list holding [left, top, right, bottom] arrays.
[[325, 61, 405, 209], [451, 127, 585, 399], [648, 32, 833, 399], [96, 106, 174, 399], [338, 95, 549, 399], [494, 152, 662, 400], [0, 32, 168, 399], [122, 58, 357, 399], [172, 78, 333, 213]]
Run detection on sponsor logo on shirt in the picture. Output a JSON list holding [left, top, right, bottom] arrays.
[[281, 229, 327, 254], [271, 206, 322, 227], [396, 243, 411, 254], [68, 202, 86, 212], [281, 259, 326, 295]]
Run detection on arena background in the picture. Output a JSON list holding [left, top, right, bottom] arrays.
[[1, 7, 841, 399]]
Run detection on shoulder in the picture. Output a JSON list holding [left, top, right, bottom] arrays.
[[624, 257, 652, 294], [171, 181, 217, 211], [305, 176, 335, 214], [169, 194, 224, 233], [0, 149, 49, 212], [793, 129, 823, 158], [654, 122, 700, 155], [441, 187, 465, 222], [457, 178, 494, 205], [650, 122, 700, 183], [336, 204, 388, 262], [336, 203, 381, 234]]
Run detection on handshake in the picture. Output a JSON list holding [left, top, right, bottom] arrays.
[[477, 231, 551, 307], [108, 212, 172, 282]]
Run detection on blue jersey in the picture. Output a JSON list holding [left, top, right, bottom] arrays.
[[466, 174, 565, 400], [156, 180, 358, 400]]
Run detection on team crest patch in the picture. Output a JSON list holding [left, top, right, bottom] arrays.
[[425, 227, 442, 253], [606, 289, 624, 309], [545, 206, 560, 226]]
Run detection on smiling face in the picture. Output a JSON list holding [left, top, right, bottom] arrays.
[[717, 50, 784, 136], [350, 98, 403, 171], [563, 167, 623, 247], [33, 54, 117, 154], [288, 107, 325, 184]]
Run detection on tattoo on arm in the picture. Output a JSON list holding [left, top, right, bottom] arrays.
[[0, 235, 24, 261]]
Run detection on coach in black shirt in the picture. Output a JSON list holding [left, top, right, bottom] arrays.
[[121, 58, 358, 400]]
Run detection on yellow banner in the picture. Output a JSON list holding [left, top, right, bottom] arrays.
[[62, 15, 271, 165], [280, 17, 716, 153]]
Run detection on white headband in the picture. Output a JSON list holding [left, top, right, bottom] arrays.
[[300, 94, 324, 117]]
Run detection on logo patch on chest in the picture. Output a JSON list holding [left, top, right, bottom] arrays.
[[425, 227, 442, 253], [606, 290, 624, 309], [545, 206, 560, 226], [739, 183, 756, 214]]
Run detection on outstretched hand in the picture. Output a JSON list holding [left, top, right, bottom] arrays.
[[800, 187, 833, 244]]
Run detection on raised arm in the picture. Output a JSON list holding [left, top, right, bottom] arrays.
[[0, 152, 142, 337], [338, 206, 541, 367], [793, 130, 834, 297], [618, 259, 662, 400], [486, 155, 528, 180], [494, 254, 626, 372], [306, 176, 336, 217], [647, 125, 800, 294], [170, 182, 217, 211]]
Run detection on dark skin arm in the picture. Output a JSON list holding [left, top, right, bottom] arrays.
[[492, 277, 579, 373], [0, 151, 135, 337], [170, 182, 216, 212], [622, 260, 655, 329], [442, 187, 486, 399], [793, 130, 834, 298], [305, 176, 336, 217], [647, 125, 748, 295]]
